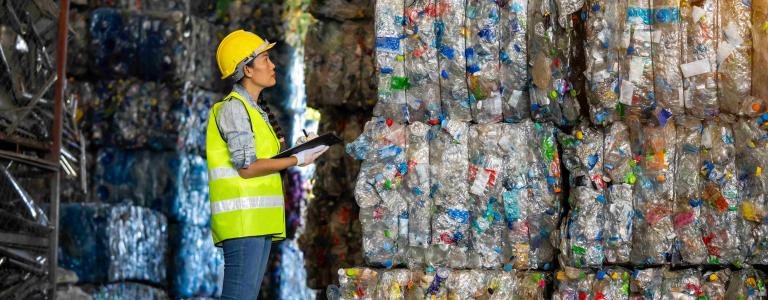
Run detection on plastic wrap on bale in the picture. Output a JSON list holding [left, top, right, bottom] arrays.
[[59, 203, 167, 284]]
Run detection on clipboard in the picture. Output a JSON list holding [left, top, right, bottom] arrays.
[[272, 133, 343, 159]]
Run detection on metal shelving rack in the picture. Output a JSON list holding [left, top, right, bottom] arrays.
[[0, 0, 69, 299]]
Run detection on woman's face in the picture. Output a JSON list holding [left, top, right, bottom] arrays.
[[242, 51, 276, 88]]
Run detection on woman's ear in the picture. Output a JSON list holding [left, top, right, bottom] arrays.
[[242, 64, 254, 79]]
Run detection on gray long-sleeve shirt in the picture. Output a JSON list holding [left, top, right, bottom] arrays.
[[214, 84, 272, 169]]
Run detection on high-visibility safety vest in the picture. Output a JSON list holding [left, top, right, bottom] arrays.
[[206, 91, 285, 246]]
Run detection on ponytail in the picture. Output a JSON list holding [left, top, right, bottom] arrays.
[[258, 95, 285, 142]]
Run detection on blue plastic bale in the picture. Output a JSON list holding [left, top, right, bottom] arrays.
[[169, 224, 223, 298], [58, 203, 109, 283], [76, 79, 217, 152], [163, 153, 211, 226], [58, 203, 168, 284], [92, 149, 210, 225], [86, 9, 221, 89]]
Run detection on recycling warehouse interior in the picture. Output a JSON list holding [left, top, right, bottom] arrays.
[[2, 0, 768, 299]]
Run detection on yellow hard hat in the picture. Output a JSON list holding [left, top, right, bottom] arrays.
[[216, 30, 276, 79]]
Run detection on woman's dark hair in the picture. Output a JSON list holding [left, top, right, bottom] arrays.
[[257, 94, 285, 142], [239, 59, 285, 143]]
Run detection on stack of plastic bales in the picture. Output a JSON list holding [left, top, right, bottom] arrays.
[[332, 0, 575, 297], [61, 1, 226, 298], [330, 0, 768, 298]]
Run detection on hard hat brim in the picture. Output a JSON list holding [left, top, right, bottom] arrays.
[[220, 42, 278, 80]]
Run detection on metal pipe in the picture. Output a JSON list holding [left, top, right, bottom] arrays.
[[49, 0, 69, 298]]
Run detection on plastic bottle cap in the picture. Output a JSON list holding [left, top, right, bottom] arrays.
[[753, 103, 762, 112], [710, 274, 718, 281], [556, 271, 565, 281], [575, 131, 584, 140], [611, 272, 619, 280]]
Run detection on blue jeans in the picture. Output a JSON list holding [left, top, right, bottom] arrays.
[[221, 236, 272, 300]]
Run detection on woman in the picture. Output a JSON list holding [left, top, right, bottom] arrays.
[[208, 30, 328, 299]]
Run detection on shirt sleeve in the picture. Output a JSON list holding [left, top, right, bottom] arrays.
[[215, 100, 258, 169]]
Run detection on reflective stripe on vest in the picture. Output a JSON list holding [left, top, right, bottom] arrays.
[[208, 167, 240, 181], [211, 195, 284, 215]]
